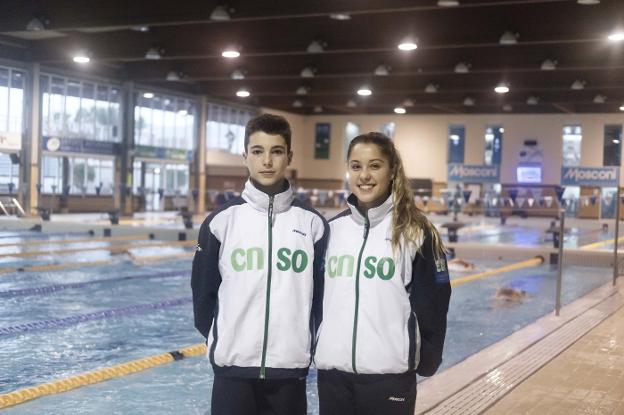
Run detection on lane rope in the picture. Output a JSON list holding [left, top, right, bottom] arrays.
[[0, 270, 188, 298], [451, 256, 545, 287], [0, 297, 192, 337], [0, 234, 150, 248], [0, 343, 206, 409], [0, 240, 195, 258], [579, 235, 624, 251]]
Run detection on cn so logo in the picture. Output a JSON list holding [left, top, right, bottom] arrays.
[[230, 247, 308, 273], [327, 255, 395, 280]]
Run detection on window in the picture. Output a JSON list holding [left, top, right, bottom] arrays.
[[484, 125, 503, 165], [0, 66, 25, 134], [134, 91, 197, 150], [206, 103, 256, 154], [344, 122, 360, 159], [41, 74, 121, 142], [379, 122, 395, 139], [603, 125, 622, 167], [562, 125, 582, 167], [41, 156, 63, 193], [40, 155, 114, 194], [0, 153, 19, 191], [448, 124, 465, 164]]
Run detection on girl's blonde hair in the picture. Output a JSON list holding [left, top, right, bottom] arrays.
[[347, 132, 445, 257]]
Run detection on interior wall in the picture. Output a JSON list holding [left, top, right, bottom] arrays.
[[205, 110, 624, 186]]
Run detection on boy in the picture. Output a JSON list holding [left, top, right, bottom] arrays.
[[191, 113, 328, 415]]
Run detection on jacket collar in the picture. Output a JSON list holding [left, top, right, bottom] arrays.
[[346, 192, 393, 227], [242, 179, 294, 213]]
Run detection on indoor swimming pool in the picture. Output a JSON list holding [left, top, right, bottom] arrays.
[[0, 228, 615, 414]]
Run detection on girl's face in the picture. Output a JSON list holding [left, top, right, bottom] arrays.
[[347, 143, 393, 212]]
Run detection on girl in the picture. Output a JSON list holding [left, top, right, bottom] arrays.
[[314, 132, 451, 415]]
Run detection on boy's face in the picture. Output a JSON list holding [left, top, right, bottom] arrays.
[[243, 131, 292, 189]]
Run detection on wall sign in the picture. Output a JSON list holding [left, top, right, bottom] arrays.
[[561, 166, 619, 187], [42, 136, 120, 156], [448, 163, 500, 183], [314, 123, 331, 159]]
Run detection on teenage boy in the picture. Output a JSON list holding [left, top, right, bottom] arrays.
[[191, 113, 328, 415]]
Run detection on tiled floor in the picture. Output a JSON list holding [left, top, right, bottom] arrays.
[[484, 305, 624, 415]]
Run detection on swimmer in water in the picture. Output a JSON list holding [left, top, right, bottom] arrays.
[[447, 258, 476, 271]]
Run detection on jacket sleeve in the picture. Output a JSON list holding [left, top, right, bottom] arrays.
[[191, 219, 222, 339], [410, 230, 452, 377], [311, 217, 329, 340]]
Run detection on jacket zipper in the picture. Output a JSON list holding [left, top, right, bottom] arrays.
[[260, 196, 274, 379], [352, 216, 370, 373]]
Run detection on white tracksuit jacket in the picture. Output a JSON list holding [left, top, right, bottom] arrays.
[[314, 193, 451, 376], [191, 180, 328, 379]]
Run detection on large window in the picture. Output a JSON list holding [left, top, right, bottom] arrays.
[[206, 103, 256, 154], [40, 74, 121, 142], [0, 66, 25, 134], [484, 125, 503, 165], [0, 154, 19, 191], [448, 124, 465, 164], [562, 125, 582, 167], [40, 155, 114, 195], [603, 124, 622, 167], [344, 122, 360, 159], [134, 91, 196, 150]]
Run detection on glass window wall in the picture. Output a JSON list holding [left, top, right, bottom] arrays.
[[206, 103, 256, 154]]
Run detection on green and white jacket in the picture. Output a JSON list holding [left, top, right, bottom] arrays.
[[314, 193, 451, 376], [191, 180, 328, 379]]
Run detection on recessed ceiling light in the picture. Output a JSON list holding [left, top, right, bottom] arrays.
[[307, 39, 326, 53], [210, 5, 232, 21], [300, 66, 316, 78], [357, 86, 372, 96], [329, 13, 351, 20], [499, 31, 518, 45], [72, 53, 90, 64], [145, 46, 163, 60], [608, 32, 624, 42], [463, 97, 475, 106], [619, 104, 624, 111], [438, 0, 460, 6], [425, 83, 439, 93], [166, 70, 181, 81], [571, 79, 586, 90], [540, 59, 557, 70], [398, 39, 418, 51], [143, 92, 154, 99], [374, 65, 391, 76], [394, 107, 406, 114], [236, 89, 250, 98], [593, 94, 607, 103], [613, 139, 620, 144], [222, 49, 240, 58], [231, 69, 245, 80], [454, 62, 470, 73], [494, 84, 510, 94]]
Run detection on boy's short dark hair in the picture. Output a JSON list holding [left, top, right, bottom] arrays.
[[244, 113, 291, 153]]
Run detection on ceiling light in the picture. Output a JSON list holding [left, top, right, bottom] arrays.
[[26, 15, 49, 31], [620, 105, 624, 111], [494, 83, 510, 94], [314, 105, 323, 113], [425, 83, 439, 93], [296, 86, 310, 95], [608, 32, 624, 42], [145, 46, 163, 60], [503, 104, 513, 112], [166, 70, 181, 81], [613, 139, 621, 144], [374, 65, 391, 76], [593, 94, 607, 103], [577, 0, 600, 4], [454, 62, 470, 73], [357, 86, 372, 96], [131, 25, 150, 32], [571, 79, 586, 90], [210, 5, 232, 21], [398, 39, 418, 51], [307, 39, 326, 53], [499, 31, 519, 45], [527, 96, 539, 105], [222, 49, 240, 58], [346, 99, 357, 108], [236, 89, 250, 98], [300, 66, 316, 78], [292, 99, 304, 108], [463, 97, 475, 106], [403, 98, 414, 107], [329, 13, 351, 20], [438, 0, 460, 6], [143, 92, 154, 99], [72, 52, 91, 64], [231, 69, 245, 80], [394, 107, 406, 114], [540, 59, 557, 70]]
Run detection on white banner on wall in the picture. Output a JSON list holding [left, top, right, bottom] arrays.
[[0, 131, 21, 151]]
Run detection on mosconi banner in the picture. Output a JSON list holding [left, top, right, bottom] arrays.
[[447, 163, 500, 183], [561, 166, 619, 187]]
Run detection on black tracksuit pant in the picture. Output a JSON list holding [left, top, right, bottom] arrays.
[[317, 369, 417, 415], [211, 375, 307, 415]]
